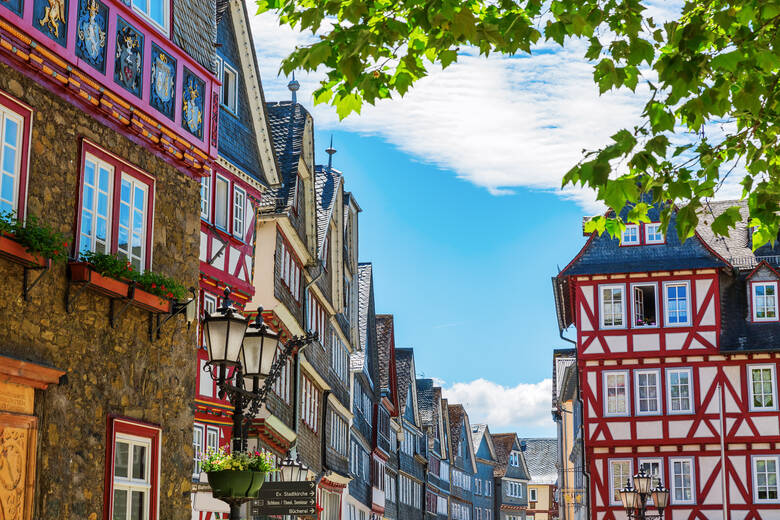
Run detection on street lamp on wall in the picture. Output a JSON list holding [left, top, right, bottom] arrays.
[[619, 469, 669, 520], [279, 455, 310, 482]]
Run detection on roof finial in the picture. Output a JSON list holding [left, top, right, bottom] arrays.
[[287, 72, 300, 104], [326, 135, 336, 171]]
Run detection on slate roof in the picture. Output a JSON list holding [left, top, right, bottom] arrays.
[[471, 424, 488, 453], [173, 0, 216, 71], [259, 102, 309, 214], [376, 315, 395, 392], [395, 348, 414, 415], [520, 438, 558, 485], [358, 263, 372, 351], [314, 165, 342, 253], [447, 404, 466, 454], [491, 433, 515, 478], [416, 378, 435, 425]]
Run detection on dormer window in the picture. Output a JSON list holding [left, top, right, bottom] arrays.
[[217, 57, 239, 115], [509, 452, 520, 466], [753, 282, 779, 322], [645, 223, 665, 244], [621, 224, 639, 245]]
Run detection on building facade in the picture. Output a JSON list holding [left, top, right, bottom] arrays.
[[521, 439, 558, 520], [471, 424, 498, 520], [0, 0, 216, 515], [492, 434, 531, 520], [376, 314, 401, 520], [554, 200, 780, 519], [449, 404, 477, 520], [418, 379, 452, 520], [396, 348, 427, 520]]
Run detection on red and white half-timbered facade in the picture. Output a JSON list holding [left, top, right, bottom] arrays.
[[554, 201, 780, 520]]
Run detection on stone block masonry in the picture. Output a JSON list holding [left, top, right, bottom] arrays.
[[0, 61, 201, 520]]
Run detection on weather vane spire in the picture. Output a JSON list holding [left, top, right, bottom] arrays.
[[326, 135, 336, 171], [287, 72, 300, 104]]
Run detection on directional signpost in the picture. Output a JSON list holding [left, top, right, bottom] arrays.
[[253, 481, 318, 516]]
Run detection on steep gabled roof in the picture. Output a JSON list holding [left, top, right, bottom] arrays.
[[520, 438, 558, 485], [358, 263, 372, 351], [376, 315, 396, 394], [258, 102, 309, 213], [416, 378, 435, 425], [471, 423, 497, 462], [314, 165, 342, 255], [395, 348, 419, 425], [448, 404, 478, 473], [491, 433, 515, 477]]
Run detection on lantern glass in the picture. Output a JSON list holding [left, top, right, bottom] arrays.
[[634, 468, 653, 495], [241, 322, 281, 379], [651, 485, 669, 511], [279, 457, 309, 482], [204, 309, 248, 366], [619, 484, 638, 511]]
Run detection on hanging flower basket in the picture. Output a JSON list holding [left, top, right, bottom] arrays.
[[206, 470, 266, 498], [69, 261, 130, 299], [0, 234, 48, 268], [132, 286, 172, 313]]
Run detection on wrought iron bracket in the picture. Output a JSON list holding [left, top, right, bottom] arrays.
[[148, 288, 197, 341], [109, 286, 135, 328], [65, 280, 90, 313], [22, 261, 50, 301]]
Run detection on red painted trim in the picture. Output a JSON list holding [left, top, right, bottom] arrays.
[[103, 415, 161, 520], [749, 279, 780, 323], [0, 90, 33, 219], [746, 260, 780, 280], [77, 140, 155, 268]]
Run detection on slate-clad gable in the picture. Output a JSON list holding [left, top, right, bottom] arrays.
[[260, 102, 308, 212], [520, 438, 558, 485], [216, 10, 263, 182], [173, 0, 216, 71]]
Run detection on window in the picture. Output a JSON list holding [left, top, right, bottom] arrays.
[[198, 359, 213, 397], [400, 475, 413, 505], [621, 224, 639, 245], [301, 375, 320, 432], [373, 457, 386, 490], [631, 283, 658, 328], [667, 368, 693, 414], [214, 175, 229, 231], [306, 291, 326, 340], [206, 426, 218, 453], [529, 488, 537, 502], [200, 176, 210, 220], [192, 425, 203, 477], [475, 507, 481, 520], [645, 223, 665, 244], [485, 479, 491, 496], [79, 146, 153, 271], [413, 481, 421, 508], [322, 234, 329, 270], [635, 369, 661, 415], [664, 282, 691, 326], [440, 460, 449, 482], [233, 186, 245, 239], [319, 489, 340, 520], [610, 460, 632, 505], [437, 495, 447, 515], [378, 407, 390, 442], [401, 429, 415, 455], [671, 458, 694, 504], [221, 62, 238, 114], [600, 285, 625, 328], [329, 411, 348, 455], [0, 96, 30, 216], [753, 282, 779, 322], [331, 332, 349, 383], [427, 491, 437, 513], [749, 365, 777, 411], [350, 440, 361, 476], [200, 293, 217, 347], [344, 274, 352, 318], [475, 478, 482, 495], [510, 452, 520, 466], [485, 510, 491, 520], [753, 456, 780, 502], [385, 471, 396, 502], [107, 418, 160, 520], [131, 0, 167, 31], [271, 346, 291, 403], [279, 239, 301, 302], [604, 371, 629, 416]]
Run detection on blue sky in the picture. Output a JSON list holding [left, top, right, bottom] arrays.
[[246, 2, 703, 436]]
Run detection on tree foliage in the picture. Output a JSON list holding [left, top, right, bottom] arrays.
[[257, 0, 780, 248]]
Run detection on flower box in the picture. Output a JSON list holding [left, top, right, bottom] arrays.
[[0, 234, 48, 268], [68, 262, 130, 299], [132, 287, 172, 314], [206, 470, 266, 498]]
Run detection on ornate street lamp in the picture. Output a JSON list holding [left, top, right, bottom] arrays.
[[279, 454, 310, 482], [619, 470, 670, 519], [203, 288, 317, 520]]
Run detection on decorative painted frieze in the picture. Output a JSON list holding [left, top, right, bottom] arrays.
[[76, 0, 107, 73], [34, 0, 67, 45], [114, 16, 143, 98], [150, 43, 176, 120], [182, 68, 204, 139]]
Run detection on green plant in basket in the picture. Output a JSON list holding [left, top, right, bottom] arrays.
[[0, 210, 70, 263], [79, 251, 187, 300]]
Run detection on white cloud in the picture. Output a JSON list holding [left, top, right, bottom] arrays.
[[441, 378, 554, 436]]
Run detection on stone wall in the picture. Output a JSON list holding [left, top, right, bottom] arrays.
[[0, 62, 200, 520]]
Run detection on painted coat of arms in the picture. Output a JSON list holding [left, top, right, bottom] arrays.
[[182, 69, 204, 139], [34, 0, 67, 46], [114, 17, 143, 98], [150, 43, 177, 120], [1, 0, 24, 18], [76, 0, 107, 73]]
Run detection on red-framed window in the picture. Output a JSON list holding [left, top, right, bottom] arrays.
[[301, 374, 320, 432], [76, 141, 155, 271], [751, 280, 779, 322], [0, 91, 33, 218], [619, 222, 666, 246], [279, 234, 301, 302], [104, 416, 161, 520]]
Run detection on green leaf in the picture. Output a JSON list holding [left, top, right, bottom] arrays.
[[335, 93, 362, 120], [710, 50, 742, 73], [711, 206, 742, 236]]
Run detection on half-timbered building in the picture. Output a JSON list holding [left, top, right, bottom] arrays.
[[554, 200, 780, 519]]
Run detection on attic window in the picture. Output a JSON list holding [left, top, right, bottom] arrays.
[[753, 282, 779, 322], [219, 59, 239, 115], [632, 284, 657, 328], [645, 223, 665, 244], [621, 224, 640, 245]]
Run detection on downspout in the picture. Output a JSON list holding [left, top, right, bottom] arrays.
[[322, 389, 331, 470]]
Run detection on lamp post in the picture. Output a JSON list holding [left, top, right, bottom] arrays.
[[619, 469, 670, 519], [203, 288, 316, 519]]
